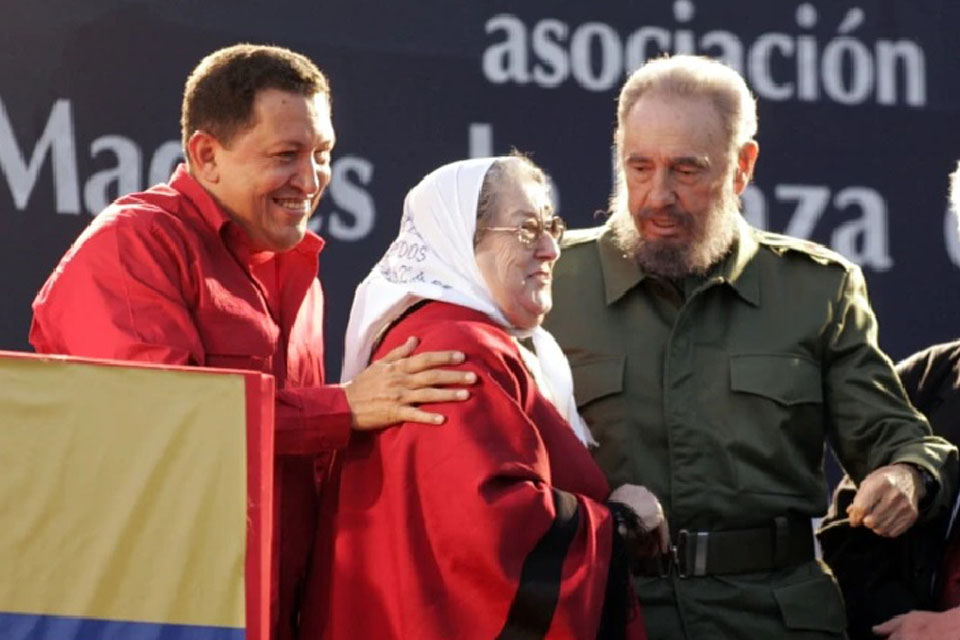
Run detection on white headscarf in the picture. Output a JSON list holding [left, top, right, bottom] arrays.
[[341, 157, 596, 447]]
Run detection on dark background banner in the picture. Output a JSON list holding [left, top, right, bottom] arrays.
[[3, 1, 959, 378]]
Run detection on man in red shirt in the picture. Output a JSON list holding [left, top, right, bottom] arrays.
[[29, 43, 475, 639]]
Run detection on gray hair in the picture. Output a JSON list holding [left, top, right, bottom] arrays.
[[475, 153, 548, 245], [615, 55, 758, 167]]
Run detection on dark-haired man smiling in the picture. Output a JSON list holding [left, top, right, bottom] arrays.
[[30, 43, 474, 639]]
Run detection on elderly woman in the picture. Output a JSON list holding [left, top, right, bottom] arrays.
[[299, 156, 662, 639]]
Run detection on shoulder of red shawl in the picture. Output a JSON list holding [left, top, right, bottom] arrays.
[[389, 301, 530, 398], [396, 301, 514, 355]]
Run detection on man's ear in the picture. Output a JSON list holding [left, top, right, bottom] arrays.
[[186, 131, 221, 183], [733, 140, 759, 195]]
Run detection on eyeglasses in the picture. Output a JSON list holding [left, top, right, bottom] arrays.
[[481, 216, 566, 246]]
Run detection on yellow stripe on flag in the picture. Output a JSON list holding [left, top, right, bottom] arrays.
[[0, 356, 246, 628]]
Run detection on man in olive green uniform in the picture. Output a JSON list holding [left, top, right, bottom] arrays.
[[543, 55, 957, 639]]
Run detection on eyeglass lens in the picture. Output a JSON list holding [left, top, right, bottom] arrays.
[[519, 217, 565, 243]]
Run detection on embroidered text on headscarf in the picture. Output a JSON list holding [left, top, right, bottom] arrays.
[[342, 157, 596, 447]]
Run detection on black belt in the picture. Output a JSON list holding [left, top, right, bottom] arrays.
[[638, 516, 815, 578]]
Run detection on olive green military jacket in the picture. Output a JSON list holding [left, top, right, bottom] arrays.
[[544, 220, 956, 638]]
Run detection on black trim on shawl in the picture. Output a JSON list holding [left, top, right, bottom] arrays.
[[496, 488, 580, 640], [596, 504, 638, 640]]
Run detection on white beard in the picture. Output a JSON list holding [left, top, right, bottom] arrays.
[[608, 173, 740, 279]]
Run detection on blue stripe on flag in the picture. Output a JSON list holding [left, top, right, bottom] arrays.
[[0, 612, 245, 640]]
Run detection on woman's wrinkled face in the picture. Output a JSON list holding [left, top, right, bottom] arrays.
[[475, 173, 560, 329]]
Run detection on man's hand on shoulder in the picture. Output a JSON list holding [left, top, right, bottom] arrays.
[[847, 463, 924, 537], [873, 607, 960, 639], [343, 336, 477, 430]]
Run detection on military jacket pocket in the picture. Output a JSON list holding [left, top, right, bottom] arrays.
[[723, 353, 825, 497], [569, 353, 625, 408], [773, 574, 847, 633], [730, 354, 822, 406]]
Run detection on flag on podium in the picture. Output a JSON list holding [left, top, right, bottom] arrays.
[[0, 351, 274, 640]]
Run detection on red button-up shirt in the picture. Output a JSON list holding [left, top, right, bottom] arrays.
[[30, 164, 352, 638]]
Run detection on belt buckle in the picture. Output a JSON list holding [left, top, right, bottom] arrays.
[[674, 530, 690, 578], [673, 529, 709, 578]]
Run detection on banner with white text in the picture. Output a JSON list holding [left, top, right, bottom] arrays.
[[1, 0, 959, 373]]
